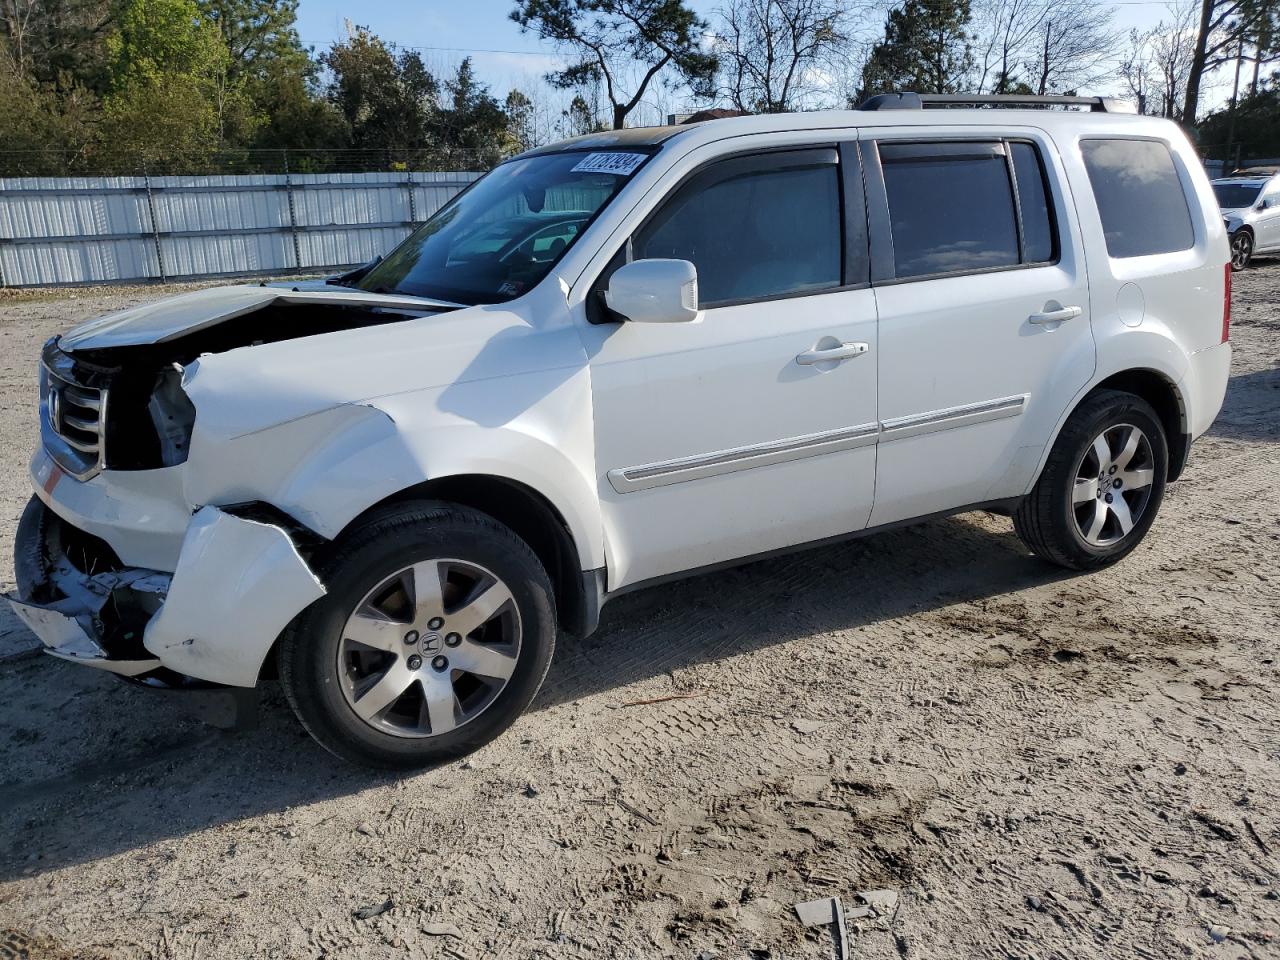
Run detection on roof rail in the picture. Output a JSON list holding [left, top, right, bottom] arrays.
[[858, 93, 1137, 114]]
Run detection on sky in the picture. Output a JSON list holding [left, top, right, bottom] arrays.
[[290, 0, 1233, 118]]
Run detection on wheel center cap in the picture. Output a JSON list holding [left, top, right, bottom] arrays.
[[421, 632, 443, 653]]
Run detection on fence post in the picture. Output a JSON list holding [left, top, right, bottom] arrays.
[[283, 150, 302, 271], [142, 162, 167, 282], [405, 169, 417, 224]]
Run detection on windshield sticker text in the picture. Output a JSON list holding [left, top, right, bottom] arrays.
[[570, 152, 646, 176]]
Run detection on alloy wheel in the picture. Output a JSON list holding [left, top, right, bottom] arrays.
[[337, 559, 521, 738], [1231, 232, 1252, 270], [1070, 423, 1156, 547]]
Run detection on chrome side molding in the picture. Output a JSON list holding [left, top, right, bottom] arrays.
[[607, 422, 881, 493], [608, 394, 1029, 494], [879, 394, 1028, 442]]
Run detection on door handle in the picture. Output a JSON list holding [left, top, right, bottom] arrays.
[[796, 341, 871, 365], [1028, 305, 1082, 325]]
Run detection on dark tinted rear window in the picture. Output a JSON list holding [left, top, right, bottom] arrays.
[[881, 145, 1020, 278], [1081, 139, 1194, 258]]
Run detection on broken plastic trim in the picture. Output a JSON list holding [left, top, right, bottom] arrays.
[[143, 506, 327, 688], [8, 496, 171, 674]]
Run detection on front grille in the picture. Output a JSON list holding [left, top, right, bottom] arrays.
[[42, 364, 108, 480]]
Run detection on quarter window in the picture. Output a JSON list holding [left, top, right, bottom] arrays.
[[1010, 142, 1056, 264], [1080, 139, 1194, 258], [632, 151, 843, 306]]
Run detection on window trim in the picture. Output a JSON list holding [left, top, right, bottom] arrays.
[[1078, 134, 1197, 261], [586, 143, 870, 322], [864, 136, 1063, 286]]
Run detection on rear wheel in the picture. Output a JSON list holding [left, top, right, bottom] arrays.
[[278, 501, 556, 769], [1013, 390, 1168, 570], [1230, 230, 1253, 271]]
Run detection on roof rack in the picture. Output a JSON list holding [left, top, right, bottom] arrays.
[[858, 93, 1137, 114]]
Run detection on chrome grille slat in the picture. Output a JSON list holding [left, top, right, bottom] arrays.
[[42, 363, 107, 480], [61, 434, 100, 454], [62, 413, 98, 432], [62, 389, 101, 411]]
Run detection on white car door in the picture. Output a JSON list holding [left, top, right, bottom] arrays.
[[1256, 186, 1280, 251], [864, 131, 1094, 526], [576, 145, 880, 589]]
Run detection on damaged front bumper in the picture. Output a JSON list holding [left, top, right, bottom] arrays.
[[9, 496, 326, 688]]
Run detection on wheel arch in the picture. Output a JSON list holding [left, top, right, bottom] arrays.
[[338, 474, 603, 639], [1041, 368, 1190, 488]]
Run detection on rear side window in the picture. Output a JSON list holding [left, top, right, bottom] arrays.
[[1080, 139, 1194, 258], [878, 141, 1055, 280], [633, 151, 842, 306]]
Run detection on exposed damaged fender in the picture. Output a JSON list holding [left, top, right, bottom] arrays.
[[179, 366, 607, 571], [144, 506, 326, 687]]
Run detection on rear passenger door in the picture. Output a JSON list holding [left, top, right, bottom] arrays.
[[864, 132, 1094, 526]]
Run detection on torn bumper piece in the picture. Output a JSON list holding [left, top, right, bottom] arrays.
[[142, 506, 326, 687], [9, 596, 162, 677], [8, 503, 326, 688]]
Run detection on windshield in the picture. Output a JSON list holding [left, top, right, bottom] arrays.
[[357, 150, 649, 304], [1214, 183, 1262, 209]]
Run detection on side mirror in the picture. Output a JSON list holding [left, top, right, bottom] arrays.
[[604, 259, 699, 324]]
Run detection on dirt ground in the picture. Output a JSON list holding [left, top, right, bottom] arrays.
[[0, 267, 1277, 960]]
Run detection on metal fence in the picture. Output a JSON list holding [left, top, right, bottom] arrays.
[[0, 170, 484, 288]]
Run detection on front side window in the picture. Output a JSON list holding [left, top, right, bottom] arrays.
[[358, 150, 647, 304], [1081, 139, 1194, 259], [632, 151, 843, 306]]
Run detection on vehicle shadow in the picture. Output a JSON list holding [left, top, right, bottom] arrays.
[[1204, 366, 1279, 443], [0, 510, 1075, 881]]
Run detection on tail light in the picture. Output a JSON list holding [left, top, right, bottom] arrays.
[[1222, 261, 1232, 343]]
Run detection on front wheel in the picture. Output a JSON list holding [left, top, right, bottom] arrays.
[[278, 501, 556, 769], [1013, 390, 1168, 570], [1230, 230, 1253, 271]]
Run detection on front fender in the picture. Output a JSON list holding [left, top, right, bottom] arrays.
[[182, 368, 605, 571]]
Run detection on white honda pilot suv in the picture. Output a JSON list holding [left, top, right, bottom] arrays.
[[10, 94, 1232, 768]]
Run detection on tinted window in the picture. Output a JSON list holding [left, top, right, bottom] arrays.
[[1213, 183, 1262, 208], [1011, 142, 1055, 264], [1081, 139, 1194, 258], [880, 144, 1020, 278], [633, 157, 842, 305]]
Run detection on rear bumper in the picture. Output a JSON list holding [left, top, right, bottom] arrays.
[[1181, 340, 1232, 440], [9, 494, 326, 687]]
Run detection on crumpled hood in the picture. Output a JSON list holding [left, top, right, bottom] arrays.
[[59, 283, 460, 352]]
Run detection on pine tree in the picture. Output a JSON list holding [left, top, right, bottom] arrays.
[[860, 0, 975, 98]]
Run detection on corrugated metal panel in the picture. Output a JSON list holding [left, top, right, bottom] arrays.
[[0, 171, 482, 287]]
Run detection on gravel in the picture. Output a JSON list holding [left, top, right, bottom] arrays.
[[1, 266, 1278, 959]]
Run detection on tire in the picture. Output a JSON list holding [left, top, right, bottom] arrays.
[[1230, 230, 1253, 271], [1013, 390, 1168, 571], [278, 501, 556, 769]]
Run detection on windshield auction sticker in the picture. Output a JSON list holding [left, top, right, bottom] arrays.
[[570, 152, 647, 176]]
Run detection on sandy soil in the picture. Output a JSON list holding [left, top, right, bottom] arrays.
[[0, 268, 1277, 960]]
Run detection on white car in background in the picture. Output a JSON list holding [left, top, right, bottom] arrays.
[[10, 94, 1232, 768], [1214, 169, 1280, 270]]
